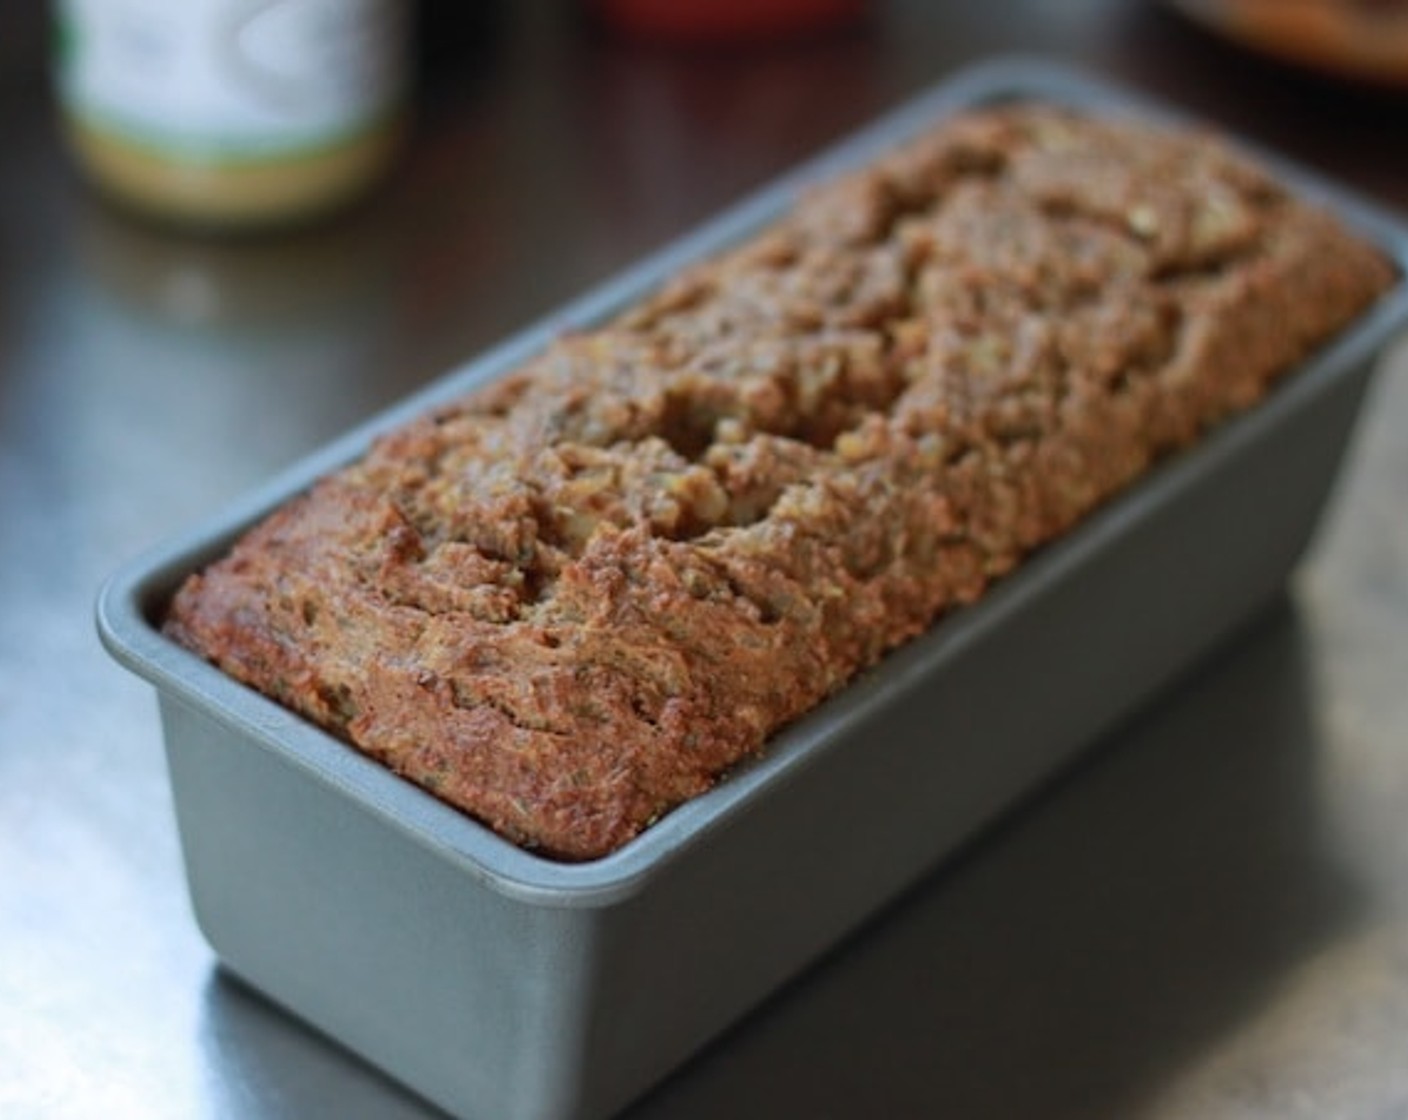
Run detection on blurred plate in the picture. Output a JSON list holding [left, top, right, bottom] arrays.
[[1168, 0, 1408, 88]]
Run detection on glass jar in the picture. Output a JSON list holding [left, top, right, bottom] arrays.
[[54, 0, 410, 232]]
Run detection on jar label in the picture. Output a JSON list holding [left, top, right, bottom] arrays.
[[56, 0, 406, 162]]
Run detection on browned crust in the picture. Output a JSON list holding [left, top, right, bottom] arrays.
[[164, 105, 1396, 860]]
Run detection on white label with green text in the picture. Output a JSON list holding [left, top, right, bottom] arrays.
[[57, 0, 405, 161]]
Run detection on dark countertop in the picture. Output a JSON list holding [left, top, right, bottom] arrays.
[[3, 3, 1407, 1117]]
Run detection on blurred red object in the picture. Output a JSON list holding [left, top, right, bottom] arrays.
[[591, 0, 869, 44]]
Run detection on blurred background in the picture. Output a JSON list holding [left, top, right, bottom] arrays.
[[3, 3, 1408, 1118]]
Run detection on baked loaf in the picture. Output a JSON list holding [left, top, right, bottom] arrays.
[[165, 105, 1395, 860]]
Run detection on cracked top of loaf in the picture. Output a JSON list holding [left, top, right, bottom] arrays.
[[164, 104, 1396, 860]]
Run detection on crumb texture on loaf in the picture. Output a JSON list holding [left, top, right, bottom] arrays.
[[164, 105, 1396, 860]]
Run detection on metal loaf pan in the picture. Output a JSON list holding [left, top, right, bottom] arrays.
[[98, 59, 1408, 1120]]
